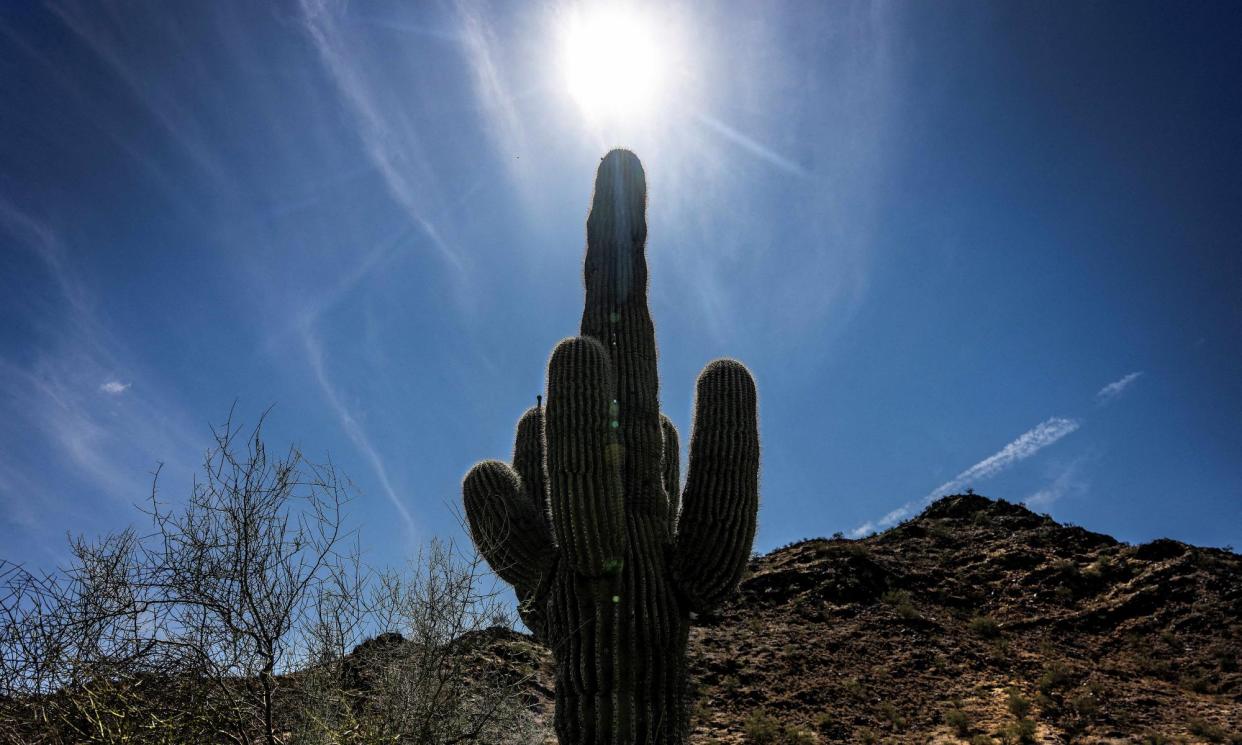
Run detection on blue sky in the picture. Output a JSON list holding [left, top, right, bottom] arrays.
[[1, 1, 1239, 575]]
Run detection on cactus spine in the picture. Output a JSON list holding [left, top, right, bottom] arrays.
[[463, 150, 760, 744]]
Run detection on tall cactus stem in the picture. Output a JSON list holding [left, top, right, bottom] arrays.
[[463, 150, 759, 744]]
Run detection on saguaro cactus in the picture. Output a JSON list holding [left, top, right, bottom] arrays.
[[463, 150, 759, 745]]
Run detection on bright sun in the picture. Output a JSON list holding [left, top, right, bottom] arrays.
[[562, 6, 667, 121]]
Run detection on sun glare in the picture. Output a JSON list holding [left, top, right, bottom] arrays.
[[562, 6, 667, 122]]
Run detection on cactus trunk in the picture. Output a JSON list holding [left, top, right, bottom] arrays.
[[463, 150, 759, 745]]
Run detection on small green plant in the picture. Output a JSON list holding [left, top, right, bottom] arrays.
[[1037, 661, 1071, 695], [786, 729, 818, 745], [945, 707, 971, 737], [1188, 718, 1234, 744], [857, 727, 878, 744], [970, 736, 995, 745], [878, 701, 908, 730], [1068, 688, 1098, 718], [1006, 688, 1031, 719], [1001, 718, 1037, 744], [1180, 669, 1211, 693], [844, 541, 870, 557], [743, 710, 818, 745], [969, 615, 1001, 638], [881, 589, 919, 620], [743, 711, 783, 744], [987, 635, 1012, 662]]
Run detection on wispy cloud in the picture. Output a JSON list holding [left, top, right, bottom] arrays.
[[456, 1, 527, 165], [99, 380, 130, 395], [298, 0, 463, 273], [850, 416, 1081, 537], [48, 2, 225, 184], [926, 417, 1081, 501], [693, 112, 810, 177], [1024, 458, 1090, 511], [0, 201, 203, 538], [301, 326, 416, 539], [1096, 371, 1143, 405]]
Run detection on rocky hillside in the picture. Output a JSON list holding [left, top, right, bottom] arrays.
[[482, 494, 1242, 744]]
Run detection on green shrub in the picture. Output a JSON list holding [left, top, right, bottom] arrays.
[[878, 701, 908, 730], [1068, 689, 1098, 718], [1188, 718, 1236, 744], [1037, 662, 1071, 694], [881, 589, 919, 620], [1001, 718, 1037, 744], [969, 615, 1001, 638], [945, 707, 971, 737], [743, 710, 818, 745], [1180, 670, 1211, 693], [1006, 688, 1031, 719], [743, 711, 782, 744]]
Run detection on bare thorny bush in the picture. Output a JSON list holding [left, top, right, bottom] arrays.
[[294, 541, 546, 745], [0, 410, 546, 745]]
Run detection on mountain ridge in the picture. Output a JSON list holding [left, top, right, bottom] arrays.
[[468, 493, 1241, 743]]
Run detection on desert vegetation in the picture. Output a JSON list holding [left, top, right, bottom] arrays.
[[0, 410, 544, 745]]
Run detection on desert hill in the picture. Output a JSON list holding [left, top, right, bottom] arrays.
[[465, 493, 1241, 744]]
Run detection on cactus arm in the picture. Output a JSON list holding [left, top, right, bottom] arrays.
[[462, 460, 554, 595], [673, 359, 760, 612], [545, 336, 626, 576], [579, 150, 665, 521], [661, 414, 681, 538], [512, 404, 551, 531]]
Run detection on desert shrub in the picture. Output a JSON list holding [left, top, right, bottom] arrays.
[[1000, 718, 1036, 745], [970, 736, 996, 745], [969, 615, 1001, 638], [0, 411, 543, 745], [1068, 689, 1098, 718], [1188, 718, 1239, 744], [987, 636, 1012, 663], [1180, 669, 1211, 693], [1037, 662, 1072, 695], [1006, 687, 1031, 719], [786, 729, 818, 744], [743, 711, 783, 744], [742, 710, 817, 745], [881, 589, 919, 620], [945, 707, 971, 736], [878, 701, 908, 730]]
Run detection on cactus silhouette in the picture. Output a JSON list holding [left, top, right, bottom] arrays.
[[463, 150, 760, 745]]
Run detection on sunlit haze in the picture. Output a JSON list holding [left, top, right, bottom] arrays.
[[562, 6, 673, 123]]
